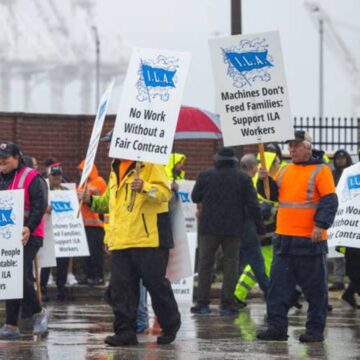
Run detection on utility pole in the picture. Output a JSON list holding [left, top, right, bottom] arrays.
[[231, 0, 242, 35], [231, 0, 243, 161], [91, 26, 100, 110], [319, 18, 324, 147]]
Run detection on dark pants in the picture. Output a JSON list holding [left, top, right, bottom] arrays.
[[110, 248, 180, 335], [40, 257, 70, 296], [344, 247, 360, 295], [197, 234, 241, 308], [239, 219, 269, 295], [267, 253, 328, 336], [6, 244, 42, 326], [239, 243, 270, 296], [85, 227, 104, 280]]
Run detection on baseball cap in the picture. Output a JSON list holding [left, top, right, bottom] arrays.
[[285, 130, 312, 144], [49, 165, 63, 176], [0, 142, 22, 158]]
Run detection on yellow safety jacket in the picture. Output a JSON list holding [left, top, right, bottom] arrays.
[[91, 161, 172, 250], [164, 153, 186, 181]]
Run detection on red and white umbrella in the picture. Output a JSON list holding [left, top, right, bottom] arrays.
[[175, 106, 222, 140]]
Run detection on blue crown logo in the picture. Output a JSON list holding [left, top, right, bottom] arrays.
[[222, 38, 274, 88], [51, 201, 73, 213], [136, 55, 179, 102]]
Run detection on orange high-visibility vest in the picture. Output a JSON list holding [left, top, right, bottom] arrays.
[[275, 163, 335, 240]]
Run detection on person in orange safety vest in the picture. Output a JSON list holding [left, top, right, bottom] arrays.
[[78, 161, 107, 286], [256, 130, 338, 343]]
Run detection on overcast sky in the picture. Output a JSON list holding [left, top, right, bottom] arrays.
[[4, 0, 360, 118]]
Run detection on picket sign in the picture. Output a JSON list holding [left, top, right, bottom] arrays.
[[0, 189, 24, 300], [109, 47, 191, 210], [328, 162, 360, 250], [78, 81, 114, 216], [209, 31, 293, 198]]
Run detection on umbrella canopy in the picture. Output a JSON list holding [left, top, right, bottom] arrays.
[[175, 106, 222, 140]]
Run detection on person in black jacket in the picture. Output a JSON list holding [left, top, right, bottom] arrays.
[[0, 142, 49, 339], [329, 149, 353, 291], [190, 147, 265, 316]]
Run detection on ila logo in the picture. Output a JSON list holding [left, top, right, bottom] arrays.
[[136, 55, 178, 102], [51, 201, 73, 213], [222, 38, 274, 88], [0, 209, 15, 227]]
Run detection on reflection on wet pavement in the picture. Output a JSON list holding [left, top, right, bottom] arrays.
[[0, 299, 360, 359]]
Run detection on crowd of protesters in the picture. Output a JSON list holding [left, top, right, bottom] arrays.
[[0, 129, 358, 345]]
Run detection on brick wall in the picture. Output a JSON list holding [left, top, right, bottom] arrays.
[[0, 112, 226, 182]]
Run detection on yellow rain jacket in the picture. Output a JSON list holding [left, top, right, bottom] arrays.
[[90, 161, 172, 251]]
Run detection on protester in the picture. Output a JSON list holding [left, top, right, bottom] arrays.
[[78, 161, 107, 286], [40, 165, 73, 301], [80, 143, 180, 346], [165, 153, 186, 182], [257, 131, 338, 343], [341, 247, 360, 309], [0, 142, 49, 339], [190, 147, 265, 316], [234, 153, 272, 306], [329, 149, 353, 291], [43, 157, 69, 182], [266, 143, 287, 171]]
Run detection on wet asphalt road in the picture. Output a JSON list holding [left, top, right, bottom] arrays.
[[0, 297, 360, 360]]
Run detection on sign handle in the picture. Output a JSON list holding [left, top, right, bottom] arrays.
[[34, 256, 42, 305], [127, 162, 142, 212], [258, 143, 270, 200], [77, 179, 89, 218]]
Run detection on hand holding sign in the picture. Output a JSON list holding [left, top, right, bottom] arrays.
[[131, 177, 144, 193], [22, 226, 30, 246]]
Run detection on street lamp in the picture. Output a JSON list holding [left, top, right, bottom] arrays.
[[91, 25, 100, 110]]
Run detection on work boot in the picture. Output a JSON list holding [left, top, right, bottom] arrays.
[[234, 297, 247, 308], [190, 304, 211, 315], [33, 308, 50, 335], [328, 282, 345, 291], [157, 322, 181, 345], [257, 328, 288, 341], [104, 332, 138, 346], [299, 333, 324, 343], [341, 289, 358, 309], [0, 325, 21, 340]]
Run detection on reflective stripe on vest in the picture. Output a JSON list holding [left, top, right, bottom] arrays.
[[17, 167, 33, 188], [84, 218, 103, 226], [278, 164, 325, 209], [276, 165, 288, 188]]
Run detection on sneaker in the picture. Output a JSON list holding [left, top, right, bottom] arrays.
[[157, 322, 181, 345], [341, 290, 358, 309], [66, 273, 78, 286], [329, 282, 345, 291], [219, 307, 240, 316], [0, 325, 21, 340], [299, 333, 324, 343], [190, 304, 211, 315], [33, 308, 50, 335], [104, 333, 138, 346], [257, 328, 288, 341]]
